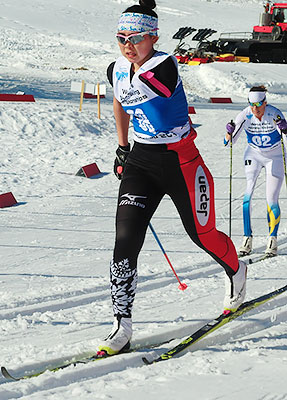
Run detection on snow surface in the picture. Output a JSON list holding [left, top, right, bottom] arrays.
[[1, 0, 287, 399]]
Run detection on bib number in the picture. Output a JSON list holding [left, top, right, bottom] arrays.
[[251, 135, 271, 147], [134, 109, 155, 133]]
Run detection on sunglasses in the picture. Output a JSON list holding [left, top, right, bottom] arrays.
[[248, 98, 266, 107], [116, 31, 151, 45]]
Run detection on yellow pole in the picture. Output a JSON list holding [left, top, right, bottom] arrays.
[[79, 80, 85, 111], [97, 83, 101, 119]]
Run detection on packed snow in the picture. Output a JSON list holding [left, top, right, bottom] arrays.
[[0, 0, 287, 399]]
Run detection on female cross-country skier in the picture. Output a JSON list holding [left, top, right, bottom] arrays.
[[225, 86, 287, 257], [97, 0, 247, 356]]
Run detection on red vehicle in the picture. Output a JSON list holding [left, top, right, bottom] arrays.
[[253, 3, 287, 39], [216, 2, 287, 63]]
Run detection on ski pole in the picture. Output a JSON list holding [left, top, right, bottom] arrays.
[[228, 122, 233, 238], [226, 118, 247, 237], [280, 134, 287, 188], [274, 115, 287, 188], [148, 222, 187, 291]]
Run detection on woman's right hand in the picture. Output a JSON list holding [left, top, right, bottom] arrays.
[[114, 144, 130, 180], [226, 121, 235, 135], [225, 120, 235, 143]]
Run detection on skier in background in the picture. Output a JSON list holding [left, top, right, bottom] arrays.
[[97, 0, 247, 357], [225, 86, 287, 257]]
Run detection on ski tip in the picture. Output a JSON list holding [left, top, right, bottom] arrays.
[[1, 366, 19, 381], [142, 357, 153, 365]]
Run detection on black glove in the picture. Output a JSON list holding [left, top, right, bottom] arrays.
[[114, 144, 130, 180]]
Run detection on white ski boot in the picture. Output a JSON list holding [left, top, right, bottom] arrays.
[[265, 236, 277, 257], [224, 260, 247, 312], [238, 236, 252, 257], [97, 316, 132, 356]]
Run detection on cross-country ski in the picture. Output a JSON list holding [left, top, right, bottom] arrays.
[[1, 338, 174, 381], [143, 284, 287, 364]]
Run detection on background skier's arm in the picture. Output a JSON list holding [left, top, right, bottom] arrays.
[[224, 112, 246, 146]]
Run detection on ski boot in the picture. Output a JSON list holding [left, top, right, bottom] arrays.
[[224, 260, 247, 312], [97, 316, 132, 356], [265, 236, 277, 257], [238, 236, 252, 257]]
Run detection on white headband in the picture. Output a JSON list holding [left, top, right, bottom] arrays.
[[248, 91, 266, 103], [118, 12, 158, 35]]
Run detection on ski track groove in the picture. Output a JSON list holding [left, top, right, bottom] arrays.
[[1, 248, 286, 320], [0, 261, 221, 320]]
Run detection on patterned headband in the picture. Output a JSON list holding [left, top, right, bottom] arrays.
[[118, 12, 158, 35]]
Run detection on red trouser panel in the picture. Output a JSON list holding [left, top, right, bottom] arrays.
[[168, 132, 238, 273]]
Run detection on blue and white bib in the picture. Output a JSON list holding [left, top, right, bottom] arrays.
[[233, 104, 285, 152], [113, 52, 190, 144]]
